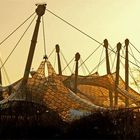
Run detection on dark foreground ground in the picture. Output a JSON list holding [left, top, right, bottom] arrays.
[[0, 109, 140, 140]]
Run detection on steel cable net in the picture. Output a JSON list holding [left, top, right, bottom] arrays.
[[22, 62, 140, 110], [63, 73, 115, 108], [0, 60, 95, 121], [1, 60, 140, 122], [64, 72, 140, 108], [25, 60, 103, 122]]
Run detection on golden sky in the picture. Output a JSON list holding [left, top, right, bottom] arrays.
[[0, 0, 140, 85]]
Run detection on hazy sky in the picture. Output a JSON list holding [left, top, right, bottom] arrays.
[[0, 0, 140, 85]]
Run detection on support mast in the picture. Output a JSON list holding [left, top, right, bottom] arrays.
[[22, 4, 46, 86], [55, 44, 62, 75], [74, 52, 80, 94], [125, 39, 129, 107], [114, 42, 121, 107], [104, 39, 111, 74], [104, 39, 113, 108]]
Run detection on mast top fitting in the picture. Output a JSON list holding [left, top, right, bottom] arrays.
[[125, 38, 129, 46], [75, 53, 80, 61], [35, 4, 46, 16], [104, 39, 108, 48]]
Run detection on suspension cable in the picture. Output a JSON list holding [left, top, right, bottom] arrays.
[[79, 59, 87, 75], [80, 58, 90, 74], [46, 9, 103, 46], [129, 44, 140, 66], [129, 44, 140, 92], [0, 12, 35, 46], [42, 16, 47, 57], [79, 43, 103, 68], [110, 51, 117, 71], [90, 46, 116, 74], [48, 48, 55, 58], [120, 59, 140, 93], [129, 67, 140, 93], [97, 46, 104, 72], [130, 42, 140, 55], [0, 15, 37, 69], [108, 46, 140, 69], [46, 8, 124, 72], [89, 57, 105, 74], [121, 45, 125, 56], [128, 51, 140, 66], [0, 57, 10, 84], [61, 51, 74, 73], [46, 8, 140, 70], [120, 44, 126, 63], [110, 43, 140, 93]]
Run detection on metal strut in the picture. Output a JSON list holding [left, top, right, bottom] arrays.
[[22, 4, 46, 86]]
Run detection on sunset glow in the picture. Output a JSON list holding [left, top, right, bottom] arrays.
[[0, 0, 140, 85]]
